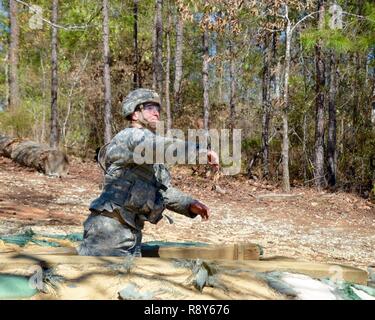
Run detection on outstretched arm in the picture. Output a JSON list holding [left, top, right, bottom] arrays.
[[105, 128, 220, 172], [160, 186, 210, 220]]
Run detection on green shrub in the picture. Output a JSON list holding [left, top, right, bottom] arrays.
[[0, 105, 33, 138]]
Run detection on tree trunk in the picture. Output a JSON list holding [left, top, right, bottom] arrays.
[[371, 48, 375, 126], [264, 32, 279, 179], [8, 0, 20, 110], [165, 6, 172, 130], [102, 0, 112, 144], [40, 54, 47, 143], [229, 39, 236, 130], [372, 80, 375, 126], [261, 34, 271, 178], [4, 54, 9, 111], [173, 10, 184, 114], [282, 6, 291, 192], [133, 0, 141, 89], [152, 0, 163, 99], [50, 0, 59, 149], [352, 53, 361, 132], [314, 0, 326, 189], [327, 51, 337, 187], [302, 113, 307, 182], [300, 36, 309, 181], [202, 24, 209, 130], [352, 2, 365, 131], [340, 116, 344, 156], [218, 63, 223, 102], [152, 3, 156, 90]]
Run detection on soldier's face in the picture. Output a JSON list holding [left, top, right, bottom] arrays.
[[133, 103, 160, 129], [140, 103, 160, 124]]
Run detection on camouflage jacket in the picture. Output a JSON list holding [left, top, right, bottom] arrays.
[[89, 126, 202, 230]]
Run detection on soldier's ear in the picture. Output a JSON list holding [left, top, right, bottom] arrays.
[[131, 111, 139, 121]]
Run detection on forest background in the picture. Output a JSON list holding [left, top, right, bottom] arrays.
[[0, 0, 374, 199]]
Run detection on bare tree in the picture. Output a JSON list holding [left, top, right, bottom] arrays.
[[372, 82, 375, 126], [50, 0, 59, 149], [313, 0, 326, 189], [133, 0, 141, 89], [40, 54, 47, 143], [152, 0, 163, 99], [372, 49, 375, 126], [8, 0, 20, 110], [302, 112, 308, 181], [261, 34, 271, 177], [352, 3, 365, 133], [102, 0, 112, 144], [174, 8, 184, 113], [202, 23, 209, 130], [352, 53, 361, 131], [229, 38, 236, 129], [327, 51, 337, 187], [264, 32, 279, 178], [165, 4, 172, 130], [281, 4, 291, 192]]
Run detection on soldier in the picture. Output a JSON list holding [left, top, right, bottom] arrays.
[[77, 88, 219, 256]]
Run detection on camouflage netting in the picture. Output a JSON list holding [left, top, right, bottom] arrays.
[[0, 229, 82, 248], [0, 256, 374, 300], [1, 229, 374, 300], [0, 228, 208, 250]]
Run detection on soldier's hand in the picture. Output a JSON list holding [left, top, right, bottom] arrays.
[[189, 200, 210, 221], [207, 150, 219, 172]]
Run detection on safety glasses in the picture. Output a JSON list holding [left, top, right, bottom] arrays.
[[142, 102, 161, 113]]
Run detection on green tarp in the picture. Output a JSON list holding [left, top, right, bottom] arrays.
[[0, 275, 38, 299]]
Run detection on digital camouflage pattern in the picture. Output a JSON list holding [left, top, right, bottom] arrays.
[[77, 213, 142, 256], [78, 126, 206, 256], [122, 88, 161, 118]]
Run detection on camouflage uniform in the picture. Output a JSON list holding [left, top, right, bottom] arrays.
[[78, 89, 205, 257]]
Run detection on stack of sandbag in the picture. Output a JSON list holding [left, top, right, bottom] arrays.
[[0, 134, 69, 177]]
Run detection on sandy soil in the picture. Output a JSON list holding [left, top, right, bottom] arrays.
[[0, 155, 374, 270]]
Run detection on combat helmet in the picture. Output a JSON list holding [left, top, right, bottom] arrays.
[[122, 88, 161, 118]]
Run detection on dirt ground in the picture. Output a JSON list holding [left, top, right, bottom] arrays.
[[0, 155, 374, 271]]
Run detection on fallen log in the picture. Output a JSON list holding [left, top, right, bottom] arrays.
[[0, 134, 69, 177], [0, 135, 21, 157]]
